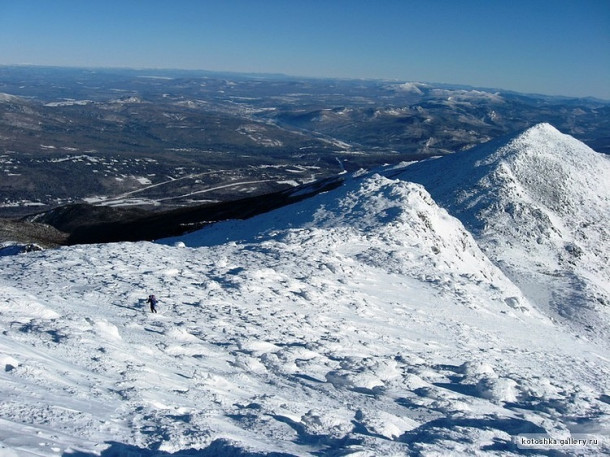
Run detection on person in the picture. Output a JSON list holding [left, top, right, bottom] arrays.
[[147, 294, 158, 313]]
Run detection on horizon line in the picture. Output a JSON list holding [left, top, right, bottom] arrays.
[[2, 63, 608, 103]]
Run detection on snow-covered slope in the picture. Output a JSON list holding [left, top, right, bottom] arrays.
[[400, 123, 610, 342], [0, 126, 609, 456]]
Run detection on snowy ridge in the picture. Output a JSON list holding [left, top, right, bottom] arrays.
[[401, 123, 610, 342], [0, 125, 609, 455], [174, 173, 533, 310]]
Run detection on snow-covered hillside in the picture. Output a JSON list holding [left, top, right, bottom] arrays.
[[1, 124, 609, 456], [400, 123, 610, 343]]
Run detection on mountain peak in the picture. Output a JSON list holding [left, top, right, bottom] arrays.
[[519, 121, 560, 136], [402, 123, 608, 224], [482, 122, 591, 165], [400, 124, 610, 340]]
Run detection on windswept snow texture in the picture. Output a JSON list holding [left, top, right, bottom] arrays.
[[1, 124, 609, 456]]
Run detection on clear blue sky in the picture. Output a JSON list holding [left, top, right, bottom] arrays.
[[1, 0, 608, 99]]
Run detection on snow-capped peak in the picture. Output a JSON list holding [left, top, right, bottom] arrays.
[[473, 123, 607, 216], [401, 123, 610, 341]]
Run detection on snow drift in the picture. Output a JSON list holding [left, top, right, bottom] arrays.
[[0, 124, 608, 456]]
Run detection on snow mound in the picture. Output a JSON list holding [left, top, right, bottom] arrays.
[[401, 123, 610, 342]]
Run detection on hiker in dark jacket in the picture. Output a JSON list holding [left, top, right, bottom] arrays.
[[147, 294, 158, 313]]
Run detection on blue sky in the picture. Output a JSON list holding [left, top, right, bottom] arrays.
[[0, 0, 608, 99]]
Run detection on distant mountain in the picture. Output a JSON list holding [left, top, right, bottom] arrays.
[[400, 123, 610, 340]]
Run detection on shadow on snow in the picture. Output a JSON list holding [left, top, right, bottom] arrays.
[[64, 439, 297, 457]]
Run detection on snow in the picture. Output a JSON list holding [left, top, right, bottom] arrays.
[[0, 93, 24, 103], [394, 82, 426, 95], [430, 89, 505, 103], [44, 100, 92, 107], [0, 124, 609, 456], [135, 177, 153, 185]]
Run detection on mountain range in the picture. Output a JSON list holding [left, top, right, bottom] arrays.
[[0, 124, 608, 456], [1, 66, 609, 227]]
